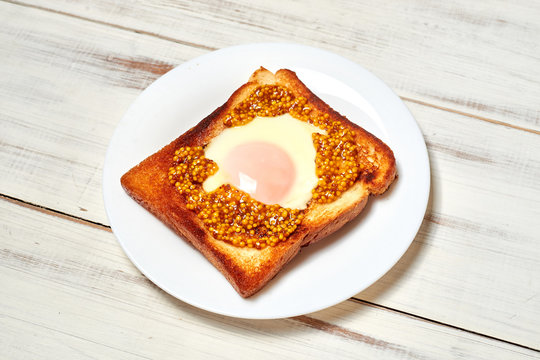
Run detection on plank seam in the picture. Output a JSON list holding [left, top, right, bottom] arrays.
[[401, 97, 540, 136], [3, 193, 539, 352], [292, 315, 425, 358], [2, 0, 217, 52], [3, 0, 540, 137], [349, 298, 540, 353], [0, 194, 111, 232]]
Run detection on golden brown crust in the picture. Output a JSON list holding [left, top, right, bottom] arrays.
[[121, 67, 396, 297]]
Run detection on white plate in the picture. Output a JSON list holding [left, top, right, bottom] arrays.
[[103, 43, 430, 319]]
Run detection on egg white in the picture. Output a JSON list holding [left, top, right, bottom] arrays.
[[203, 114, 325, 209]]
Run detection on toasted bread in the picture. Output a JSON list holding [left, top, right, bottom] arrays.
[[121, 67, 396, 297]]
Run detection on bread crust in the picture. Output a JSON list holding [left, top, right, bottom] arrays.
[[121, 67, 396, 297]]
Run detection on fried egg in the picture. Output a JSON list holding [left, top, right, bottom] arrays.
[[203, 114, 325, 209]]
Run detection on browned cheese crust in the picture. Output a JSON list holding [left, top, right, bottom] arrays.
[[120, 68, 396, 297]]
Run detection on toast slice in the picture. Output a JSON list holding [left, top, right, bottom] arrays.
[[121, 67, 396, 297]]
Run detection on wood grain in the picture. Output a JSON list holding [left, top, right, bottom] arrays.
[[10, 0, 540, 132], [357, 99, 540, 348], [1, 0, 540, 355], [1, 198, 538, 359], [0, 1, 205, 225], [1, 2, 539, 349]]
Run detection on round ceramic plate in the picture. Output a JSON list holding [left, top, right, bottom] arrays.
[[103, 43, 430, 319]]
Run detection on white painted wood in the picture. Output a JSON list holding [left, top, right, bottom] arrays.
[[359, 100, 540, 349], [1, 198, 538, 359], [15, 0, 540, 132], [1, 0, 540, 354], [0, 1, 206, 225]]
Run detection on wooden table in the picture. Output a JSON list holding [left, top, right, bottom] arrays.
[[1, 1, 539, 358]]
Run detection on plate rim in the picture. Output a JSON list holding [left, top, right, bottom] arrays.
[[103, 42, 430, 319]]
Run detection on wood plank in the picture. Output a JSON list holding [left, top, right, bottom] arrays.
[[0, 1, 205, 225], [358, 99, 540, 348], [1, 1, 539, 349], [11, 0, 540, 132], [1, 316, 143, 359], [1, 198, 538, 359]]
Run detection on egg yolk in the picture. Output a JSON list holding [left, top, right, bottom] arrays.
[[222, 141, 296, 205]]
